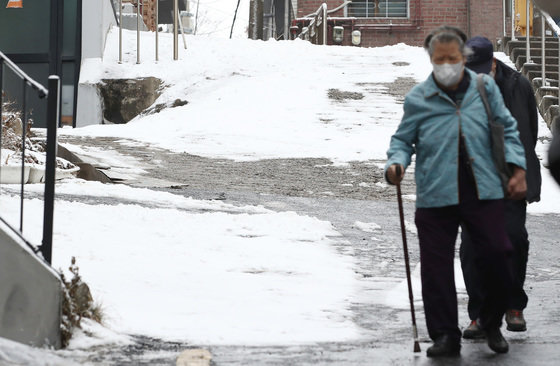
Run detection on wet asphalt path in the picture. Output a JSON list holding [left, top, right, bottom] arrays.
[[54, 134, 560, 365]]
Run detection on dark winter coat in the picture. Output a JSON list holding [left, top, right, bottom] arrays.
[[549, 119, 560, 186], [494, 59, 542, 202]]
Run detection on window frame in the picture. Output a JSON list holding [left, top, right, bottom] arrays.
[[348, 0, 410, 19]]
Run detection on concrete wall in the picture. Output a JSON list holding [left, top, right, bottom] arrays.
[[0, 221, 62, 348], [76, 82, 104, 127], [82, 0, 117, 59], [77, 0, 117, 127]]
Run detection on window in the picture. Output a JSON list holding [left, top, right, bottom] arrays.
[[349, 0, 408, 18]]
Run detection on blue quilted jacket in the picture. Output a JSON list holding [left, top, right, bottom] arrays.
[[385, 69, 526, 208]]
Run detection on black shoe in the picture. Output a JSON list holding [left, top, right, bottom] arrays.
[[506, 310, 527, 332], [485, 327, 509, 354], [463, 320, 485, 339], [427, 334, 461, 357]]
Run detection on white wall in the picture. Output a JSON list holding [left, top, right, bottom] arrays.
[[81, 0, 116, 59], [77, 0, 116, 127], [0, 221, 62, 348]]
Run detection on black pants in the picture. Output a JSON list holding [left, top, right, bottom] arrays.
[[460, 199, 529, 320]]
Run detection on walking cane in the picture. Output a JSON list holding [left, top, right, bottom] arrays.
[[395, 165, 421, 353]]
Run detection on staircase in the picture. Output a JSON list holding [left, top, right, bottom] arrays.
[[503, 36, 560, 132]]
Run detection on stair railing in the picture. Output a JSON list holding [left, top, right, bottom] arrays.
[[507, 1, 560, 126], [537, 8, 560, 92], [297, 2, 328, 45], [0, 50, 60, 265]]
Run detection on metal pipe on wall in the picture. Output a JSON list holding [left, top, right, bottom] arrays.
[[119, 0, 123, 63], [526, 0, 532, 63], [322, 4, 327, 45], [174, 0, 178, 59], [542, 14, 546, 85], [503, 0, 507, 37], [284, 0, 289, 40], [512, 0, 517, 41], [137, 0, 141, 64], [156, 0, 159, 61]]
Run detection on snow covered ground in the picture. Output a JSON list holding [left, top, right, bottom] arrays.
[[1, 22, 560, 365]]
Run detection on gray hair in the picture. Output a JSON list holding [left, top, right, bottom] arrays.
[[424, 26, 471, 58]]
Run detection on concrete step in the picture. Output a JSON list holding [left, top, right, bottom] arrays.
[[533, 78, 559, 89], [506, 40, 560, 54], [515, 55, 559, 69], [510, 47, 560, 63], [526, 69, 559, 82], [545, 105, 559, 129], [536, 86, 559, 100]]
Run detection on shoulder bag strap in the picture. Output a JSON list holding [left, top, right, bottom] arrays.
[[476, 73, 493, 123]]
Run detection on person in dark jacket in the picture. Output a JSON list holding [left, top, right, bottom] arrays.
[[460, 36, 542, 339], [550, 117, 560, 185]]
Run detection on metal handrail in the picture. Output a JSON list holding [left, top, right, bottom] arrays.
[[298, 3, 328, 45], [537, 7, 560, 104], [506, 0, 560, 124], [303, 1, 351, 18], [0, 50, 60, 265], [117, 0, 185, 63]]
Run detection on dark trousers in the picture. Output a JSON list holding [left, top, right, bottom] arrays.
[[416, 200, 513, 343], [415, 141, 513, 342], [460, 199, 529, 319]]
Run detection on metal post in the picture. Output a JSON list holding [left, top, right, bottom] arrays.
[[322, 4, 327, 45], [177, 9, 188, 49], [284, 0, 289, 40], [512, 0, 517, 41], [526, 0, 532, 63], [19, 81, 27, 232], [119, 0, 123, 63], [503, 0, 507, 37], [156, 0, 159, 61], [542, 14, 547, 86], [558, 37, 560, 104], [0, 60, 3, 188], [41, 76, 60, 265], [174, 0, 178, 60], [137, 0, 141, 64]]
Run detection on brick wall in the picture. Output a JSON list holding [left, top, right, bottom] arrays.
[[296, 0, 511, 48]]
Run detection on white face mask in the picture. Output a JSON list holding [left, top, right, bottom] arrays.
[[432, 61, 464, 88]]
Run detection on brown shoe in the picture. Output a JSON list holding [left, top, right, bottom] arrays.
[[463, 319, 485, 339], [505, 310, 527, 332]]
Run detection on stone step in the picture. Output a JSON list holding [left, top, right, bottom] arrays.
[[503, 36, 560, 45], [510, 47, 560, 63], [506, 40, 560, 54], [515, 55, 559, 69], [526, 69, 559, 82], [533, 78, 559, 89], [536, 86, 559, 100]]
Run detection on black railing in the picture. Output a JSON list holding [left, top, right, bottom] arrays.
[[0, 50, 60, 265]]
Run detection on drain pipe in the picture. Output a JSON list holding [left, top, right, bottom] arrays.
[[136, 0, 141, 64], [285, 0, 290, 40], [174, 0, 178, 59], [119, 0, 122, 63], [526, 0, 532, 64], [467, 0, 471, 38], [512, 0, 517, 41], [541, 13, 546, 86], [156, 0, 159, 61], [503, 0, 507, 37]]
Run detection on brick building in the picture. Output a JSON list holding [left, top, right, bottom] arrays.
[[293, 0, 513, 47]]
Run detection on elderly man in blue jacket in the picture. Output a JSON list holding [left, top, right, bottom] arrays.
[[386, 26, 526, 357]]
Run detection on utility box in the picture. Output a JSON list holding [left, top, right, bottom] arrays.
[[333, 26, 344, 44], [352, 30, 361, 46]]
